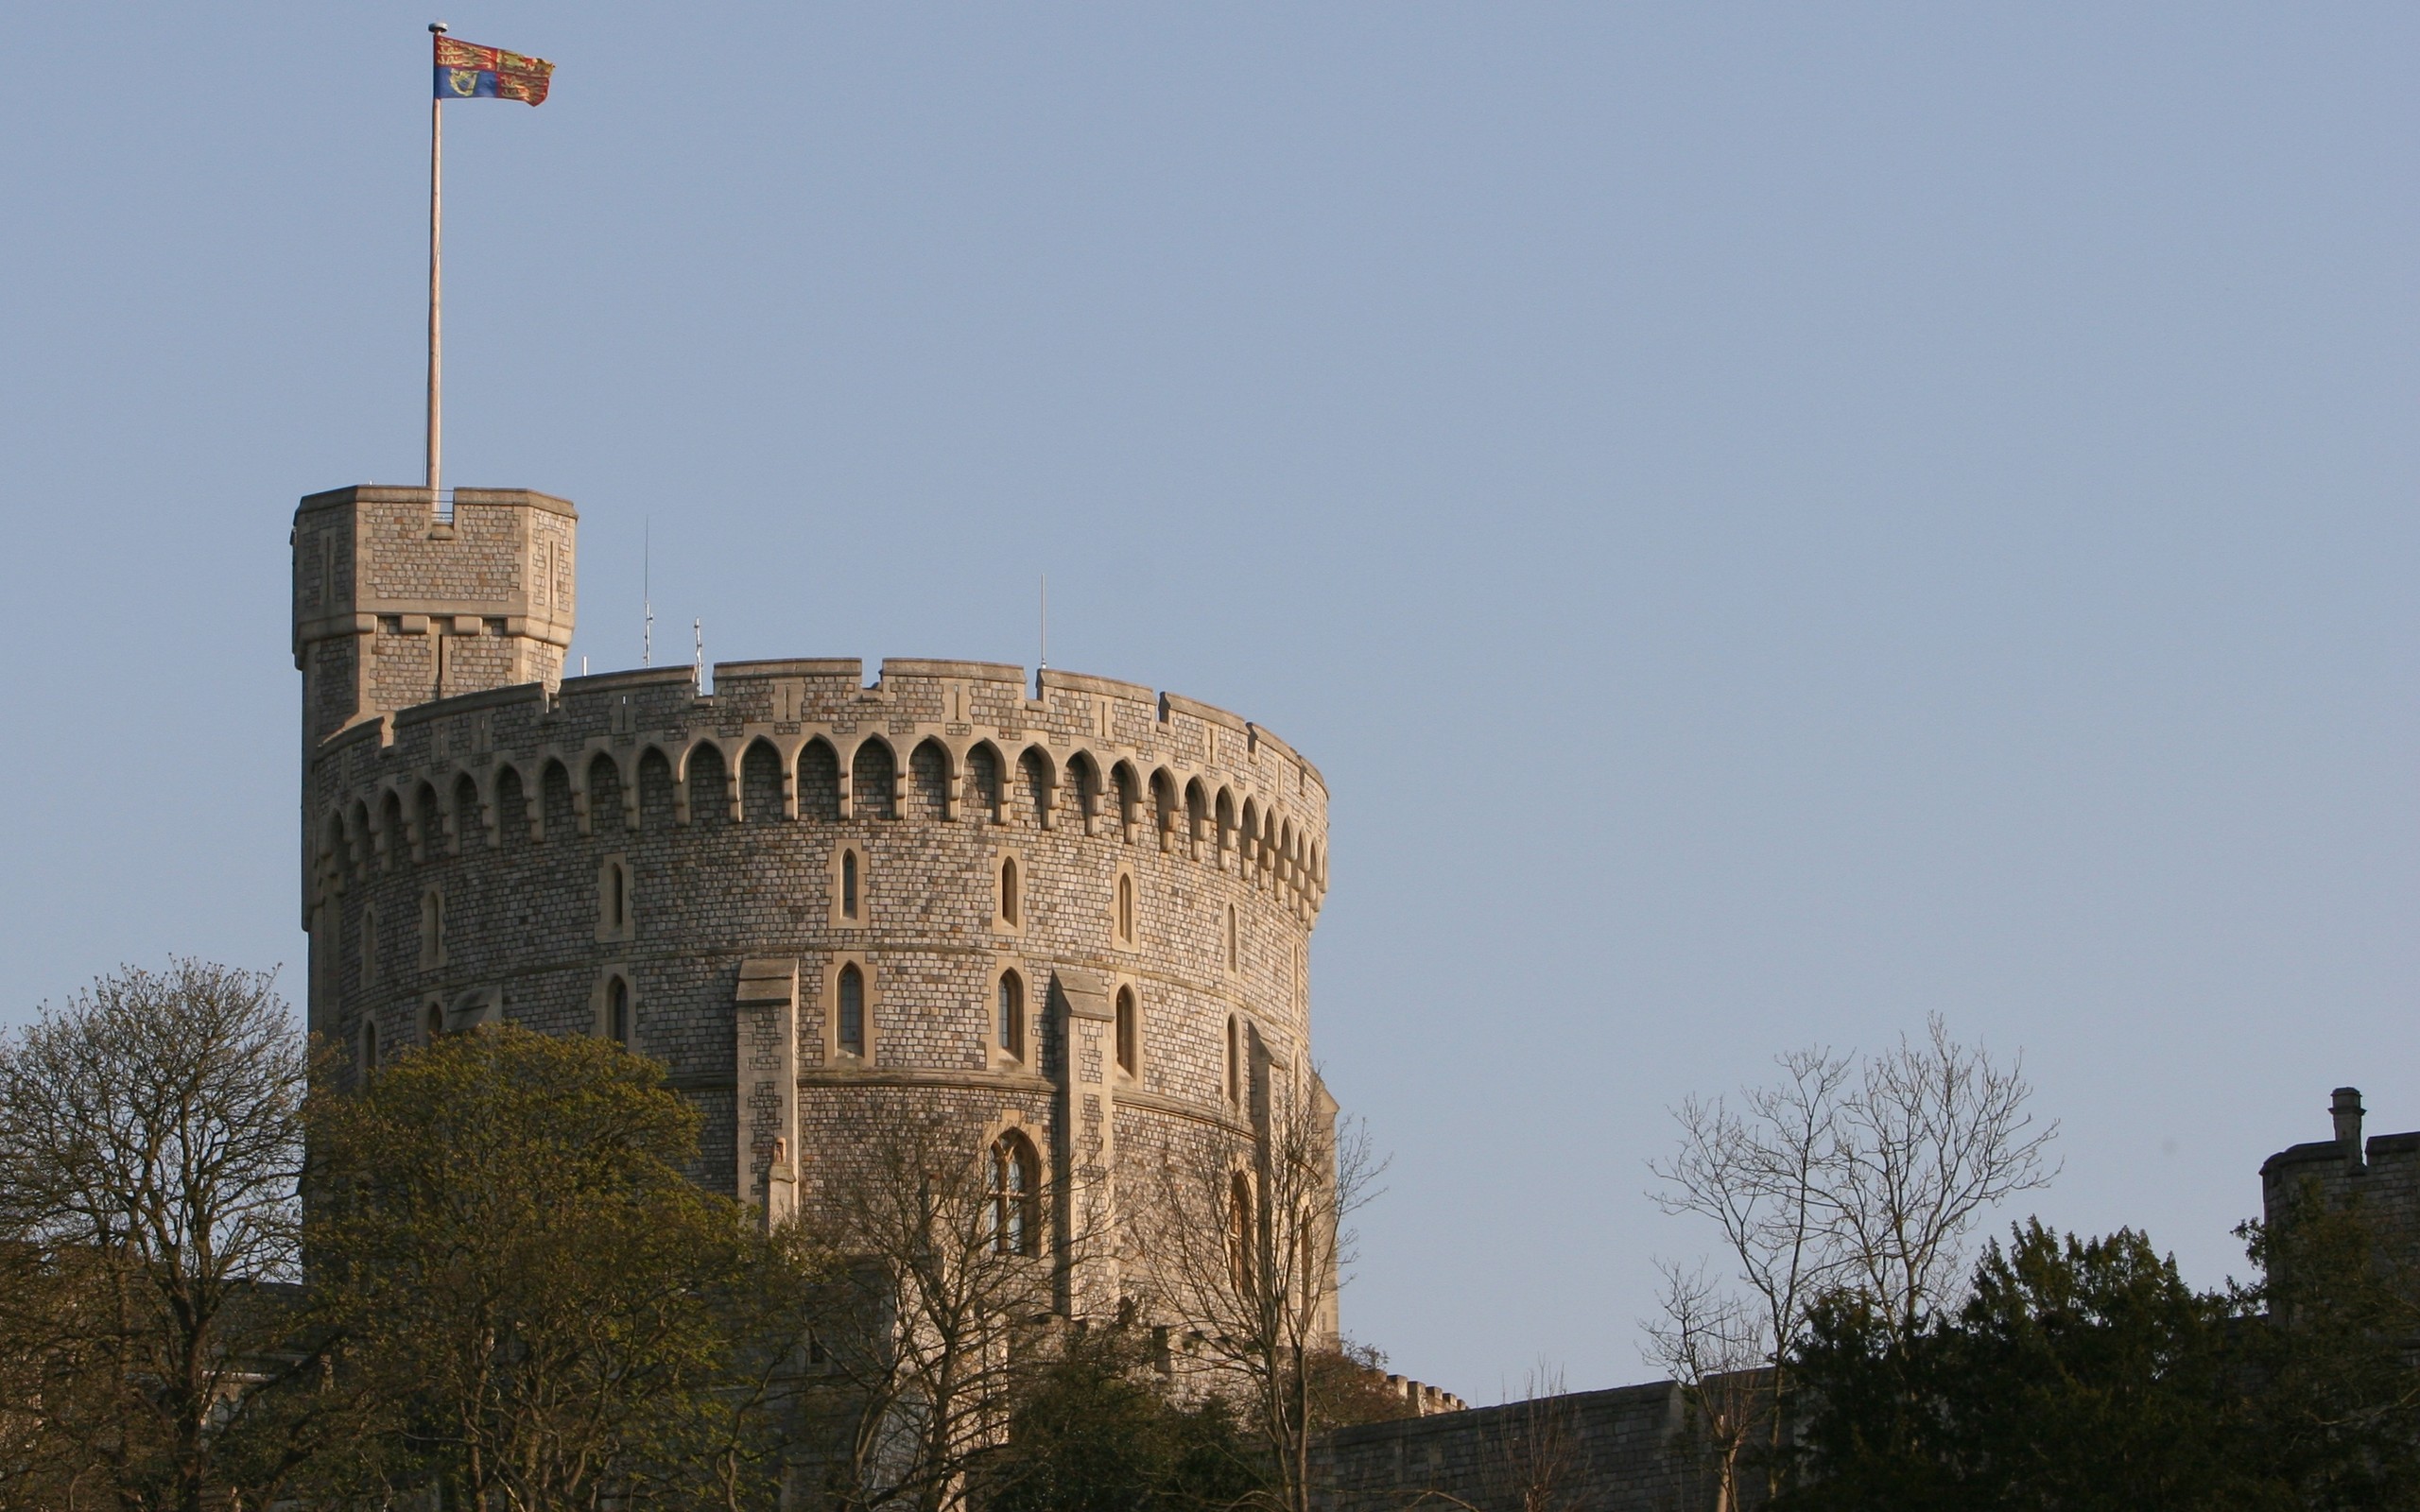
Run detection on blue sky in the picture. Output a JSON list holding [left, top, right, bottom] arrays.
[[2, 5, 2414, 1395]]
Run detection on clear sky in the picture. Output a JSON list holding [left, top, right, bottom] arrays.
[[2, 5, 2413, 1397]]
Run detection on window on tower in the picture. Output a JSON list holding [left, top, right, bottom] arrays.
[[1226, 1015, 1242, 1105], [838, 964, 866, 1057], [990, 1132, 1041, 1257], [1115, 987, 1138, 1076], [997, 971, 1025, 1062]]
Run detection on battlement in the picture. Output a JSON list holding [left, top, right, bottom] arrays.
[[293, 484, 577, 751], [305, 655, 1329, 931], [2261, 1088, 2420, 1275]]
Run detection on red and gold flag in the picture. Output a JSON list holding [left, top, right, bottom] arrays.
[[434, 35, 553, 105]]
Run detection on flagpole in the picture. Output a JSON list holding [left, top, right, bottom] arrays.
[[426, 22, 446, 495]]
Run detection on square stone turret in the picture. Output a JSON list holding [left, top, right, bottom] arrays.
[[292, 486, 578, 751]]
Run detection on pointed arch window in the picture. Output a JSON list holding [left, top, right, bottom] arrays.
[[609, 976, 631, 1046], [360, 1016, 379, 1074], [597, 856, 634, 941], [424, 1002, 443, 1041], [1115, 874, 1135, 946], [996, 971, 1026, 1062], [841, 850, 860, 920], [999, 856, 1020, 927], [990, 1133, 1041, 1256], [1115, 987, 1137, 1076], [838, 964, 866, 1057], [1229, 1171, 1255, 1293], [419, 887, 445, 970]]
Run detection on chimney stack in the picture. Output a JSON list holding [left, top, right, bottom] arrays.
[[2332, 1087, 2366, 1171]]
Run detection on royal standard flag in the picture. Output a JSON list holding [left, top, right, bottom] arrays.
[[434, 35, 554, 105]]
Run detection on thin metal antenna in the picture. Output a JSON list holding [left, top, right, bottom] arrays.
[[642, 519, 653, 667], [1039, 574, 1048, 672], [693, 619, 704, 689]]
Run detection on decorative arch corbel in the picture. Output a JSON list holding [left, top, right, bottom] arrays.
[[1066, 749, 1102, 835], [1184, 778, 1209, 861], [409, 781, 442, 863], [533, 754, 571, 841], [911, 736, 959, 821], [965, 739, 1007, 825], [1018, 745, 1059, 831], [1150, 769, 1179, 853], [841, 735, 901, 821], [1111, 760, 1142, 844]]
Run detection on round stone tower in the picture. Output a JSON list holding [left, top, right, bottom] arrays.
[[295, 484, 1330, 1323]]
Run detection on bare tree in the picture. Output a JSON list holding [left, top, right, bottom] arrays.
[[785, 1097, 1098, 1512], [1648, 1045, 1849, 1492], [1135, 1060, 1384, 1512], [1473, 1362, 1581, 1512], [1346, 1363, 1578, 1512], [0, 961, 322, 1512], [1826, 1015, 2060, 1343], [1648, 1016, 2057, 1496], [1641, 1263, 1766, 1512]]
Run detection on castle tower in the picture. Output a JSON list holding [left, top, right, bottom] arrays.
[[291, 485, 577, 752], [292, 480, 1334, 1340], [292, 484, 576, 1025]]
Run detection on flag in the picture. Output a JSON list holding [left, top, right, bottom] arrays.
[[434, 35, 554, 105]]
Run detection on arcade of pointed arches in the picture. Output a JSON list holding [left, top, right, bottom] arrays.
[[309, 729, 1324, 922]]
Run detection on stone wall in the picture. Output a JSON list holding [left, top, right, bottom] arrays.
[[2261, 1086, 2420, 1274], [1313, 1380, 1763, 1512]]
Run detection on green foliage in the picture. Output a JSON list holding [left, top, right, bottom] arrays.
[[2234, 1194, 2420, 1509], [1301, 1341, 1420, 1436], [304, 1025, 803, 1510], [1784, 1213, 2420, 1512], [981, 1328, 1269, 1512]]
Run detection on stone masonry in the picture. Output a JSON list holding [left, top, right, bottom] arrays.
[[295, 483, 1332, 1332]]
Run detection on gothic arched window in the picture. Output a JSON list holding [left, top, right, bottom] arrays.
[[838, 964, 866, 1057], [841, 850, 860, 921], [1000, 856, 1020, 927], [991, 1132, 1041, 1257], [419, 887, 445, 969], [1229, 1171, 1255, 1293], [1115, 987, 1137, 1076], [1116, 874, 1135, 945], [609, 976, 631, 1046], [997, 971, 1025, 1061]]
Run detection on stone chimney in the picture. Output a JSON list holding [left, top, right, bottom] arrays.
[[2332, 1087, 2366, 1171]]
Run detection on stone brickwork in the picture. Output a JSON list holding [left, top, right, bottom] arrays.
[[2261, 1087, 2420, 1272], [1312, 1381, 1763, 1512], [294, 484, 1330, 1330]]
